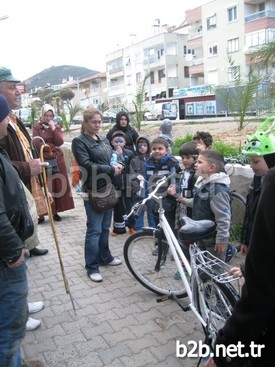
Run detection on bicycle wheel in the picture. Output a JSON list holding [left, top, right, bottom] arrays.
[[124, 230, 187, 298], [193, 273, 239, 342], [230, 191, 246, 241]]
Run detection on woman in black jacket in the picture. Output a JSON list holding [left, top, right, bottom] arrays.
[[106, 111, 139, 153]]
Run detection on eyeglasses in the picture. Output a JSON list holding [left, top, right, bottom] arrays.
[[113, 138, 124, 143]]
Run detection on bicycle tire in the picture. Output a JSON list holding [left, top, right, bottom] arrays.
[[193, 273, 239, 342], [124, 230, 187, 298]]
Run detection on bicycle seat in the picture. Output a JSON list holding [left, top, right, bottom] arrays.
[[178, 217, 216, 241]]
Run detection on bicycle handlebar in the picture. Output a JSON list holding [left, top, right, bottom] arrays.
[[128, 171, 178, 218]]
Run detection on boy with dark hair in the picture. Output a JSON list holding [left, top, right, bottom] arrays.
[[193, 131, 213, 152], [110, 130, 135, 235], [130, 135, 156, 231], [144, 137, 179, 230], [182, 150, 231, 261]]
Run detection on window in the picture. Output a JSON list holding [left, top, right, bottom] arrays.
[[259, 2, 265, 11], [208, 43, 218, 56], [158, 69, 165, 82], [150, 71, 155, 84], [184, 66, 190, 78], [228, 38, 239, 53], [228, 66, 240, 82], [183, 46, 195, 56], [206, 14, 216, 30], [227, 6, 237, 22], [136, 72, 141, 83]]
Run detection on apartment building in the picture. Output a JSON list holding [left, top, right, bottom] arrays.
[[104, 0, 275, 111], [105, 30, 189, 110]]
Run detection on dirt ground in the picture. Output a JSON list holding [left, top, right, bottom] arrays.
[[65, 118, 262, 147]]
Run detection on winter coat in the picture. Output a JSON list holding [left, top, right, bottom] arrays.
[[72, 133, 115, 192], [0, 147, 34, 263], [240, 175, 262, 246], [213, 167, 275, 366]]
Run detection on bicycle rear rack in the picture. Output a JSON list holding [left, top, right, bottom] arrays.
[[193, 250, 241, 285]]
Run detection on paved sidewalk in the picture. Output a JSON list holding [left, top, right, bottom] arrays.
[[22, 190, 241, 366]]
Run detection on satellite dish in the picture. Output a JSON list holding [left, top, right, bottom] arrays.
[[186, 54, 193, 62]]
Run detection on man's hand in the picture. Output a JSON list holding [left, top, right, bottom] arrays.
[[29, 159, 49, 176], [7, 248, 29, 268], [204, 357, 217, 367]]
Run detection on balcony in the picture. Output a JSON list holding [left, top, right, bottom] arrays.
[[245, 10, 275, 23]]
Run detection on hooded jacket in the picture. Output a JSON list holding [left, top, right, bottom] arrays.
[[106, 111, 139, 152], [129, 135, 151, 199]]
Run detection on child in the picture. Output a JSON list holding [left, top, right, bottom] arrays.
[[192, 131, 213, 152], [174, 141, 198, 228], [183, 150, 231, 261], [144, 137, 179, 230], [110, 130, 135, 235], [159, 118, 173, 153], [130, 135, 156, 231]]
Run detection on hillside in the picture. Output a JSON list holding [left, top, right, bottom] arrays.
[[24, 65, 99, 92]]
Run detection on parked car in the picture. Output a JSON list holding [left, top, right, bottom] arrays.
[[103, 110, 116, 124], [143, 109, 162, 121], [72, 116, 83, 125]]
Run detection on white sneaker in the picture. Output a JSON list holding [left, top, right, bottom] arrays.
[[89, 273, 103, 282], [107, 258, 122, 266], [26, 317, 41, 331], [28, 301, 44, 314]]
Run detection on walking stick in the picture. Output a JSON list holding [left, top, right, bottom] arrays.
[[32, 136, 77, 314]]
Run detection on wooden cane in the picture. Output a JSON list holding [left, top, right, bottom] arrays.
[[33, 136, 76, 314]]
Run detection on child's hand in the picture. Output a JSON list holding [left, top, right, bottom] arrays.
[[178, 196, 187, 204], [116, 146, 123, 156], [167, 184, 176, 196], [215, 243, 226, 255], [229, 266, 243, 278]]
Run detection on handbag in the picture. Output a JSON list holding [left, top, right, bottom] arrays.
[[89, 184, 119, 212], [46, 158, 60, 174]]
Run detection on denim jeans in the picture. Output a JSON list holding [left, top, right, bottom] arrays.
[[0, 258, 28, 367], [84, 200, 114, 275], [135, 202, 156, 231]]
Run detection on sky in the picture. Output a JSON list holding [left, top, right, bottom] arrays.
[[1, 0, 209, 81]]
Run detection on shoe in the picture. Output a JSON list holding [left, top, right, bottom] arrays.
[[29, 248, 49, 257], [38, 216, 45, 224], [53, 214, 62, 221], [89, 273, 103, 282], [26, 317, 41, 331], [28, 301, 44, 314], [225, 243, 238, 263], [22, 360, 45, 367], [106, 258, 122, 266], [152, 247, 158, 256], [129, 228, 136, 235]]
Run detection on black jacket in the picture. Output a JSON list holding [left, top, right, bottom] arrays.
[[0, 147, 34, 263], [240, 175, 262, 246], [214, 167, 275, 366], [106, 116, 139, 153], [71, 133, 115, 192]]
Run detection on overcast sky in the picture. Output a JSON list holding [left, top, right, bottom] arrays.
[[1, 0, 209, 81]]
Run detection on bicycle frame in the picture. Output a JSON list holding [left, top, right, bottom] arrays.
[[130, 173, 241, 331]]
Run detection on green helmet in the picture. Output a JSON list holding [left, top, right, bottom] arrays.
[[242, 117, 275, 156]]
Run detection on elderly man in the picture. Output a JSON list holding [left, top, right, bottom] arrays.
[[0, 67, 48, 332]]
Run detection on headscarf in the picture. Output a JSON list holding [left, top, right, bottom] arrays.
[[40, 104, 55, 118]]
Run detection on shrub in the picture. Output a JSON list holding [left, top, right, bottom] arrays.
[[172, 133, 193, 155]]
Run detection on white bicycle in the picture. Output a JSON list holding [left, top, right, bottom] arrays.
[[124, 173, 241, 346]]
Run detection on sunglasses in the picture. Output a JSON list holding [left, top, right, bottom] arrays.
[[113, 138, 124, 143]]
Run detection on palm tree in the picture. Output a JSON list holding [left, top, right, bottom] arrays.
[[254, 41, 275, 68]]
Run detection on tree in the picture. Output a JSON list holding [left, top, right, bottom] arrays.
[[132, 74, 150, 131], [215, 56, 262, 130], [254, 41, 275, 68]]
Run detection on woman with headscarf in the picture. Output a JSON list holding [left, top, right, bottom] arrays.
[[32, 104, 74, 222], [106, 111, 139, 153]]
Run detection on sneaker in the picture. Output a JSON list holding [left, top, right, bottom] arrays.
[[225, 243, 238, 263], [28, 301, 44, 314], [129, 228, 136, 235], [26, 317, 41, 331], [107, 258, 122, 266], [89, 273, 103, 282]]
